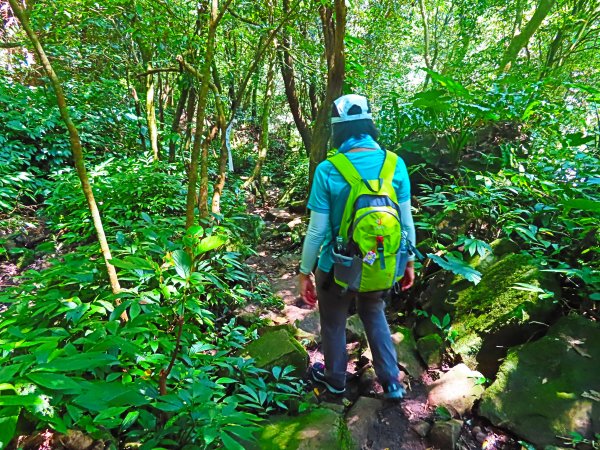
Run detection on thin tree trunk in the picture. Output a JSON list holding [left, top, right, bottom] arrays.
[[308, 0, 346, 187], [198, 125, 219, 219], [183, 86, 196, 156], [498, 0, 557, 74], [128, 80, 147, 152], [184, 0, 232, 229], [211, 86, 229, 215], [8, 0, 124, 305], [278, 0, 312, 156], [242, 57, 275, 194], [169, 84, 189, 162], [146, 64, 160, 161]]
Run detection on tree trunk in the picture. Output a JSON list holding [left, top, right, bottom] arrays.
[[498, 0, 557, 74], [211, 86, 229, 215], [308, 0, 346, 187], [278, 0, 312, 156], [242, 57, 275, 196], [146, 64, 160, 161], [198, 125, 219, 219], [169, 84, 189, 162], [8, 0, 123, 303], [184, 0, 232, 229], [183, 86, 196, 156]]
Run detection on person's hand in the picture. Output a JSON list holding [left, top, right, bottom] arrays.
[[401, 261, 415, 291], [299, 272, 317, 307]]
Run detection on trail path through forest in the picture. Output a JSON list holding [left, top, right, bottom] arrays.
[[244, 189, 519, 450], [245, 190, 433, 450]]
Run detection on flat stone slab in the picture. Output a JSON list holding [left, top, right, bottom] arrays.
[[427, 363, 485, 416]]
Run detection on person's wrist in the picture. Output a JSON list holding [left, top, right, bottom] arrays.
[[406, 260, 415, 268]]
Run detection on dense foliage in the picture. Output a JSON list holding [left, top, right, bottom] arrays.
[[1, 0, 598, 448]]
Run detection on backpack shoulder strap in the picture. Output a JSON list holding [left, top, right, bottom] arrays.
[[379, 151, 398, 181], [328, 153, 362, 185]]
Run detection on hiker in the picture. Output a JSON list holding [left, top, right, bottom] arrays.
[[298, 94, 416, 400]]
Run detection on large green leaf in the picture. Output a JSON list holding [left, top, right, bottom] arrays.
[[195, 235, 228, 256], [172, 250, 192, 278], [28, 373, 83, 393], [427, 253, 482, 285], [563, 198, 600, 213], [34, 352, 119, 372]]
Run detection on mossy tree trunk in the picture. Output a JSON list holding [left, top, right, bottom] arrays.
[[498, 0, 557, 74], [8, 0, 124, 311]]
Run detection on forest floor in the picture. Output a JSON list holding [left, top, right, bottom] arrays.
[[244, 190, 518, 450]]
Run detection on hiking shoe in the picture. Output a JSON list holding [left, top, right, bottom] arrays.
[[310, 362, 346, 394], [382, 381, 406, 400]]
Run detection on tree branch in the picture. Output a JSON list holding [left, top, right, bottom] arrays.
[[135, 66, 181, 78]]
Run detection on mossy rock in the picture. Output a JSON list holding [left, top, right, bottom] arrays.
[[479, 315, 600, 448], [244, 329, 308, 377], [255, 408, 349, 450], [450, 252, 559, 373], [416, 334, 444, 367]]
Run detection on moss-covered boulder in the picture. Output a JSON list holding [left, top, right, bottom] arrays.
[[255, 408, 349, 449], [479, 315, 600, 448], [419, 239, 559, 374], [450, 252, 559, 372], [417, 334, 444, 367], [244, 328, 308, 377]]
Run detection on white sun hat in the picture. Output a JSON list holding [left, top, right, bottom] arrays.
[[331, 94, 373, 124]]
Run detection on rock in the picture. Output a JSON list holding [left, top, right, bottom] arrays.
[[427, 364, 485, 416], [346, 314, 367, 345], [391, 326, 425, 378], [358, 366, 377, 394], [53, 430, 95, 450], [244, 328, 308, 377], [422, 245, 560, 375], [479, 315, 600, 448], [417, 334, 444, 367], [429, 419, 463, 449], [346, 396, 384, 448], [411, 420, 432, 437], [265, 208, 293, 222], [255, 408, 346, 449], [296, 309, 321, 336]]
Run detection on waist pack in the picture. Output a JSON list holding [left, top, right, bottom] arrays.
[[328, 150, 408, 293]]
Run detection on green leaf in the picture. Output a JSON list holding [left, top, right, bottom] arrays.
[[172, 250, 192, 278], [0, 407, 20, 449], [195, 235, 228, 256], [141, 212, 153, 223], [121, 411, 139, 431], [0, 395, 44, 407], [563, 198, 600, 213], [27, 373, 83, 393], [427, 253, 482, 284], [35, 352, 119, 372], [220, 430, 246, 450]]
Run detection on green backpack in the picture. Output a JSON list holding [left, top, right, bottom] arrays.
[[328, 150, 408, 293]]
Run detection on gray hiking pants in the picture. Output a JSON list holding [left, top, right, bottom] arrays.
[[315, 269, 400, 388]]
